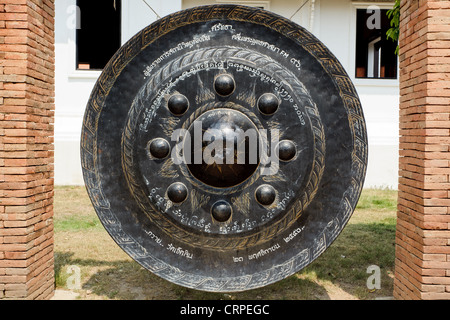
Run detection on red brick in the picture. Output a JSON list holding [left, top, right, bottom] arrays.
[[396, 0, 450, 300], [1, 0, 55, 300]]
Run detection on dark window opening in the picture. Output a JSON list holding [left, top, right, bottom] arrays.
[[76, 0, 121, 70], [355, 8, 398, 79]]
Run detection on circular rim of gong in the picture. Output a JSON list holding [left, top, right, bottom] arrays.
[[81, 4, 368, 292]]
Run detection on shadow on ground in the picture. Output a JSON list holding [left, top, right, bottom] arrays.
[[54, 221, 395, 300], [54, 251, 331, 300]]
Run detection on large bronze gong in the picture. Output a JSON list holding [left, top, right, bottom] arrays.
[[81, 5, 368, 292]]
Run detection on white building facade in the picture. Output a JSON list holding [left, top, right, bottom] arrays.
[[54, 0, 399, 188]]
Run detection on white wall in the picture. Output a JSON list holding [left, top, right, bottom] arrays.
[[54, 0, 399, 189], [54, 0, 182, 185], [182, 0, 316, 29], [316, 0, 399, 189]]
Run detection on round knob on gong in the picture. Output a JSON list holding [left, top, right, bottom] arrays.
[[168, 94, 189, 116], [277, 140, 297, 162], [255, 185, 276, 206], [148, 138, 171, 159], [258, 93, 280, 115], [167, 182, 188, 204], [185, 109, 260, 188], [211, 200, 232, 222], [214, 74, 235, 97]]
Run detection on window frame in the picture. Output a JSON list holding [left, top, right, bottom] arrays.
[[215, 0, 271, 10], [350, 1, 399, 88], [67, 0, 122, 79]]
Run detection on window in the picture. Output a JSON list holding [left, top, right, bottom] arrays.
[[355, 8, 398, 79], [215, 0, 270, 10], [76, 0, 122, 70]]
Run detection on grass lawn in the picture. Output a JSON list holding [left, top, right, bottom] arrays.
[[53, 186, 397, 300]]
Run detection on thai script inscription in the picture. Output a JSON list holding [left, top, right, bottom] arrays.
[[261, 190, 295, 223], [143, 34, 211, 78], [290, 58, 302, 71], [144, 230, 164, 247], [277, 190, 295, 211], [283, 226, 305, 243], [232, 33, 289, 59], [231, 32, 302, 72], [167, 243, 193, 259], [148, 188, 212, 233], [210, 23, 234, 32], [248, 243, 281, 260], [219, 219, 258, 234], [233, 225, 304, 263]]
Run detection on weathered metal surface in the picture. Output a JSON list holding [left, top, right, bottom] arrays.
[[81, 5, 368, 292]]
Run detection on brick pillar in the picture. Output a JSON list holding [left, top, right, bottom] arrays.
[[0, 0, 55, 300], [394, 0, 450, 300]]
